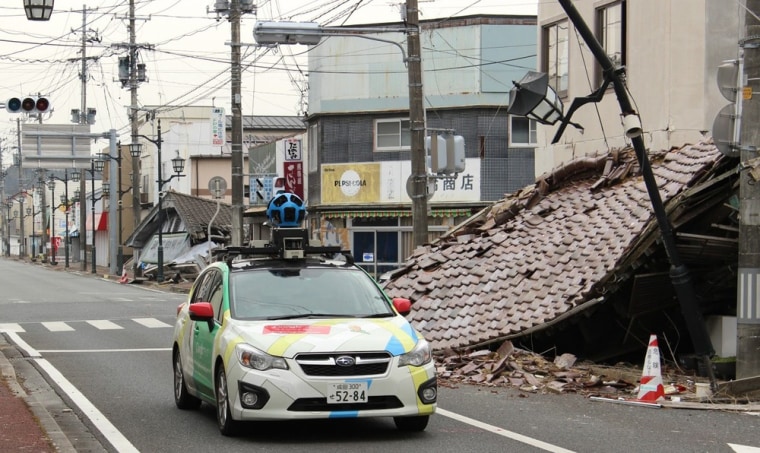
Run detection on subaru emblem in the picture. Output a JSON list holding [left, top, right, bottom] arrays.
[[335, 355, 355, 367]]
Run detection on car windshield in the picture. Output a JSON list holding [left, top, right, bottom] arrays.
[[229, 267, 395, 320]]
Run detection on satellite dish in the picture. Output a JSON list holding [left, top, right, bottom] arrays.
[[716, 60, 739, 102], [208, 176, 227, 199], [712, 104, 739, 157]]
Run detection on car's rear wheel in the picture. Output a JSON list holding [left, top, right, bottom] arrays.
[[215, 366, 240, 436], [393, 415, 429, 432], [173, 350, 201, 410]]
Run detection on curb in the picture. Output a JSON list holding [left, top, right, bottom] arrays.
[[0, 335, 77, 453]]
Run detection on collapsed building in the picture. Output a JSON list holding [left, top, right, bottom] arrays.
[[383, 140, 739, 366]]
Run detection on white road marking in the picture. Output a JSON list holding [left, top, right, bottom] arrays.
[[42, 322, 75, 332], [4, 332, 140, 453], [729, 444, 760, 452], [0, 323, 24, 332], [36, 348, 171, 353], [86, 320, 123, 330], [133, 318, 172, 328], [437, 408, 576, 453]]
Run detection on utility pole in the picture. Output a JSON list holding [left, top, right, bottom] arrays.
[[406, 0, 428, 248], [16, 119, 24, 258], [78, 17, 86, 270], [738, 0, 760, 379], [73, 5, 96, 271], [230, 0, 244, 247], [129, 0, 142, 273]]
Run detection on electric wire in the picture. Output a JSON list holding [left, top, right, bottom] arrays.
[[573, 25, 610, 151]]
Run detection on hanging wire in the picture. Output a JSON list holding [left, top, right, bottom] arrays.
[[573, 26, 610, 151]]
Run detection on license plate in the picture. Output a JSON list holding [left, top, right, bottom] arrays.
[[327, 382, 368, 404]]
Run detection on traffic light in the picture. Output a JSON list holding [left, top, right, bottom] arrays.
[[5, 96, 51, 114]]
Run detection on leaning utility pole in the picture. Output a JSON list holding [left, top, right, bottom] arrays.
[[737, 0, 760, 379], [406, 0, 429, 248], [230, 0, 244, 247]]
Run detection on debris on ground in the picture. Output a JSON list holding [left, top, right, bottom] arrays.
[[434, 340, 758, 409]]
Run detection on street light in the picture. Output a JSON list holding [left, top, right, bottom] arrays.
[[46, 178, 57, 265], [23, 0, 54, 21], [3, 200, 12, 257], [87, 159, 110, 274], [47, 170, 79, 268], [97, 142, 141, 275], [253, 17, 429, 246], [131, 120, 185, 282], [509, 0, 716, 388]]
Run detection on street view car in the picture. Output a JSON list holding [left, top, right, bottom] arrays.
[[171, 193, 437, 436]]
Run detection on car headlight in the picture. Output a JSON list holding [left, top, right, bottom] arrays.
[[398, 338, 432, 367], [235, 343, 288, 371]]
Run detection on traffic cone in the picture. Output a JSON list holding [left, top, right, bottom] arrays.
[[636, 334, 665, 402], [119, 268, 129, 284]]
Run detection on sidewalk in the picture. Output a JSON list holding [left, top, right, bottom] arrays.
[[0, 257, 192, 452], [0, 349, 58, 452]]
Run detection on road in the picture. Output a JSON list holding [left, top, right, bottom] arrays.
[[1, 259, 759, 453]]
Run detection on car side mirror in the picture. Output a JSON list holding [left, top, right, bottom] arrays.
[[189, 302, 215, 331], [392, 297, 412, 315]]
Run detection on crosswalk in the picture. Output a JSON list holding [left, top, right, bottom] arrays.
[[0, 317, 173, 333]]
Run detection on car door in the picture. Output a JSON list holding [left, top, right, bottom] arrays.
[[191, 268, 222, 400]]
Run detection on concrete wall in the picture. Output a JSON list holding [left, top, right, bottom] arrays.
[[535, 0, 741, 176]]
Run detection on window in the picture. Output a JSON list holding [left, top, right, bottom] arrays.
[[542, 19, 569, 95], [375, 119, 411, 151], [509, 116, 537, 147], [596, 1, 625, 85]]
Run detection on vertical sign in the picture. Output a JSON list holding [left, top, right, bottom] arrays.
[[284, 162, 304, 199], [211, 107, 225, 146], [283, 139, 303, 199]]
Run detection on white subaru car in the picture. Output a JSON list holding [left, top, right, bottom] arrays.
[[171, 229, 437, 436]]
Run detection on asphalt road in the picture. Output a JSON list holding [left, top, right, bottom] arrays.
[[1, 259, 759, 453]]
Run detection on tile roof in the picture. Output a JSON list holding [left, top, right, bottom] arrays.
[[164, 190, 233, 240], [383, 141, 736, 352], [124, 191, 233, 248]]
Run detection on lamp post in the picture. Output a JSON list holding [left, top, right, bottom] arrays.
[[131, 120, 185, 282], [97, 142, 141, 275], [47, 170, 79, 268], [46, 179, 57, 265], [508, 0, 715, 388], [23, 0, 54, 21], [253, 14, 429, 246], [88, 158, 110, 274], [13, 204, 33, 258], [3, 200, 12, 257]]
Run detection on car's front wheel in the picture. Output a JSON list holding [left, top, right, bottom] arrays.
[[173, 350, 201, 410], [215, 366, 240, 436], [393, 415, 429, 432]]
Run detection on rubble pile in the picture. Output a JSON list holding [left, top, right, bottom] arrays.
[[435, 340, 698, 400]]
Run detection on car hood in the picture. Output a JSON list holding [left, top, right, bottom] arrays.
[[225, 316, 421, 358]]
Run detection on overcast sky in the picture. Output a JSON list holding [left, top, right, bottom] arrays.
[[0, 0, 537, 153]]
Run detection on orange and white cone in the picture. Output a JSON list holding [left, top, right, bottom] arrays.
[[636, 334, 665, 402], [119, 268, 128, 284]]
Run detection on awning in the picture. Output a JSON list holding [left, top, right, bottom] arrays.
[[86, 212, 108, 231], [321, 208, 472, 219]]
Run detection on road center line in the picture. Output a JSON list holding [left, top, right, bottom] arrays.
[[437, 408, 576, 453], [6, 332, 140, 453]]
